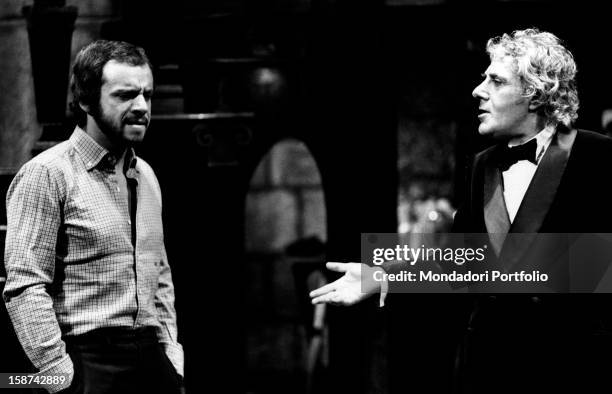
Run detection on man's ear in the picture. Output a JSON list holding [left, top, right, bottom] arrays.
[[79, 102, 90, 114], [528, 99, 542, 111], [528, 90, 543, 111]]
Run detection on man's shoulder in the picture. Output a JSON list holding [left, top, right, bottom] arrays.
[[134, 155, 160, 181], [134, 155, 154, 172], [571, 129, 612, 161], [472, 143, 501, 167], [475, 144, 499, 158], [8, 141, 76, 199], [575, 128, 612, 146], [134, 155, 162, 188], [20, 140, 75, 176], [134, 155, 163, 205]]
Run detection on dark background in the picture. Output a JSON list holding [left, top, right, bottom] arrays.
[[1, 1, 611, 393]]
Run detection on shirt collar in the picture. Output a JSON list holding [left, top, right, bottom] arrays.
[[533, 124, 556, 163], [70, 126, 138, 172], [71, 126, 109, 171]]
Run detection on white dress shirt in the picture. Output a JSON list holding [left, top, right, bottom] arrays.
[[502, 125, 556, 223]]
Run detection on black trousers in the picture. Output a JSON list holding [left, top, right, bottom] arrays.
[[460, 296, 612, 394], [57, 327, 181, 394]]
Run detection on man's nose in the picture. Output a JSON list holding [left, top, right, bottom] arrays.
[[131, 94, 149, 113], [472, 80, 487, 99]]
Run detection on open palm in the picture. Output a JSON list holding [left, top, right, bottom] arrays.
[[309, 262, 382, 306]]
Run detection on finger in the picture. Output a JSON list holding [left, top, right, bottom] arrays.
[[326, 262, 349, 273], [311, 293, 334, 305], [309, 281, 337, 298], [313, 291, 343, 305]]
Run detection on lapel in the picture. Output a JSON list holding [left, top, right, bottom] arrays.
[[498, 127, 577, 268], [483, 145, 511, 255], [509, 127, 577, 233]]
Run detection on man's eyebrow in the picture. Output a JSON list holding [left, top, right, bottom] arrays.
[[111, 86, 153, 93], [481, 71, 507, 82], [485, 72, 506, 81]]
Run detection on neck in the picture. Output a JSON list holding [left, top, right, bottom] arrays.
[[507, 114, 547, 146]]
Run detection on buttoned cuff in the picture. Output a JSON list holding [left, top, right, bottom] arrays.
[[38, 353, 73, 393]]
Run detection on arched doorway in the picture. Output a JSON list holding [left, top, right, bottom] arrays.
[[244, 138, 328, 394]]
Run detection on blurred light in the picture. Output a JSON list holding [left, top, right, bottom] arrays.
[[398, 222, 411, 234], [254, 68, 278, 85], [249, 67, 286, 104]]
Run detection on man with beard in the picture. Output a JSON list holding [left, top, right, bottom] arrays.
[[3, 40, 183, 393]]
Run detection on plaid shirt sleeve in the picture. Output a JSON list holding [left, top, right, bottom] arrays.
[[2, 162, 74, 392], [146, 169, 184, 378], [155, 245, 184, 377]]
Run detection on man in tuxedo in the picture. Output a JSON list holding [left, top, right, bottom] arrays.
[[453, 28, 612, 394], [454, 28, 612, 234], [311, 28, 612, 393]]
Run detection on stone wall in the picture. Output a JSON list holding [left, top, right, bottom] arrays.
[[0, 2, 39, 171], [0, 0, 119, 170], [244, 138, 327, 393], [246, 138, 326, 253]]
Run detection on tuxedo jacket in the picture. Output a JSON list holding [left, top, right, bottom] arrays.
[[451, 127, 612, 392], [453, 126, 612, 330], [454, 127, 612, 234]]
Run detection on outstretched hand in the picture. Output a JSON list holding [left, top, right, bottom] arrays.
[[309, 262, 383, 306]]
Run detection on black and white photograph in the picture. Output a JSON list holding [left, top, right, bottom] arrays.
[[1, 1, 612, 393]]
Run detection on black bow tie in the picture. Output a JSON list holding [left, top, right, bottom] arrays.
[[497, 138, 538, 171]]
